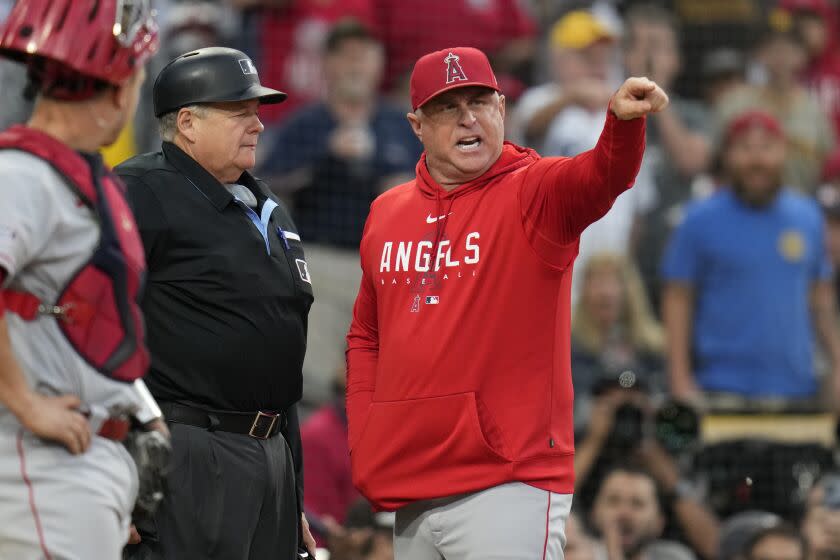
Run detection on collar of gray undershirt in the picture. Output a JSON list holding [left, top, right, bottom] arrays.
[[225, 183, 258, 208]]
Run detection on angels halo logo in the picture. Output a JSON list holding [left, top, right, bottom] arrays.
[[444, 52, 468, 84]]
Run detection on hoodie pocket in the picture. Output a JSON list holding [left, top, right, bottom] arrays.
[[351, 392, 510, 503]]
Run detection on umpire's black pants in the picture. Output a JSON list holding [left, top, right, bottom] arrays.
[[124, 422, 299, 559]]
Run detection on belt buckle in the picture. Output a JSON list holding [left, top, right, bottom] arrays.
[[248, 411, 278, 440]]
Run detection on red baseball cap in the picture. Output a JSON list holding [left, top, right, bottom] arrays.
[[725, 110, 785, 145], [409, 47, 500, 111]]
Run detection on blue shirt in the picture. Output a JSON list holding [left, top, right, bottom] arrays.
[[259, 101, 421, 248], [662, 188, 831, 397]]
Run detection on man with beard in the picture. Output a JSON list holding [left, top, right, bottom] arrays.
[[662, 111, 840, 405], [589, 466, 696, 560]]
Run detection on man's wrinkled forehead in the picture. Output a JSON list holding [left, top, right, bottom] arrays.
[[422, 86, 498, 109]]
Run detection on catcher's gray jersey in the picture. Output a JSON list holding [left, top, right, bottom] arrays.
[[0, 149, 156, 559]]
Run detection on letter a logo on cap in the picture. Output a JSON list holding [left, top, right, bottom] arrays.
[[444, 52, 468, 84]]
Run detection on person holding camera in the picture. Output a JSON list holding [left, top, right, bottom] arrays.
[[571, 252, 665, 431], [575, 385, 720, 559]]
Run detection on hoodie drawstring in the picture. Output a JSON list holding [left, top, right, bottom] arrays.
[[432, 190, 455, 272]]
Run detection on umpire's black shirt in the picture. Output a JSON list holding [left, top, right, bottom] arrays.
[[116, 142, 313, 414]]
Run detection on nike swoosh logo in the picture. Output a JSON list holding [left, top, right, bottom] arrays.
[[426, 212, 453, 224]]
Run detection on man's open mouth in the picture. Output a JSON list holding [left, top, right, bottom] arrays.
[[456, 136, 482, 151]]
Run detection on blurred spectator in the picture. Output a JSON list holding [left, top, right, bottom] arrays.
[[778, 0, 840, 138], [716, 19, 836, 192], [520, 9, 656, 304], [0, 60, 31, 131], [623, 3, 713, 311], [701, 48, 748, 109], [817, 150, 840, 306], [329, 499, 395, 560], [262, 19, 419, 244], [301, 368, 358, 547], [510, 10, 617, 151], [261, 20, 421, 402], [371, 0, 537, 95], [0, 0, 32, 130], [662, 111, 840, 405], [802, 473, 840, 560], [670, 0, 770, 98], [571, 253, 666, 414], [588, 465, 713, 560], [719, 511, 785, 560], [744, 524, 807, 560], [242, 0, 377, 125], [135, 1, 235, 153]]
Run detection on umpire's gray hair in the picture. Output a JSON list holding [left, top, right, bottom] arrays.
[[157, 105, 208, 142]]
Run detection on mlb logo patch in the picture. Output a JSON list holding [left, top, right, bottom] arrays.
[[295, 259, 311, 284], [425, 296, 439, 305], [239, 58, 258, 75]]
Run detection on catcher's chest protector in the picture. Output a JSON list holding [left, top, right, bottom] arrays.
[[0, 126, 148, 383]]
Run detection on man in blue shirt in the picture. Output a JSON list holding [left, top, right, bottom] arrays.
[[259, 19, 421, 249], [662, 111, 840, 403]]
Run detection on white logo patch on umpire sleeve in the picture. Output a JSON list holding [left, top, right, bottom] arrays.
[[239, 58, 257, 75], [295, 259, 311, 284]]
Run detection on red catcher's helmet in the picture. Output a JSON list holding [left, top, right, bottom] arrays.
[[0, 0, 158, 97]]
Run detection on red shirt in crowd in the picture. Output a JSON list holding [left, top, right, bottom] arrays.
[[372, 0, 537, 90], [256, 0, 377, 124], [797, 1, 840, 137], [805, 51, 840, 138], [346, 110, 646, 511], [301, 401, 358, 544]]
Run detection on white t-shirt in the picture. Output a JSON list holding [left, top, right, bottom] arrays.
[[0, 149, 156, 427], [536, 105, 656, 303], [509, 83, 563, 148]]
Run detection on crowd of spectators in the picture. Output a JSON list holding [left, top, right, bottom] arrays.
[[5, 0, 840, 559]]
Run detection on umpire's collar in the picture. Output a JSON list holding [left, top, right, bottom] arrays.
[[161, 141, 271, 212]]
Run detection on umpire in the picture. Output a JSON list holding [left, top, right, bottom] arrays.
[[118, 47, 317, 559]]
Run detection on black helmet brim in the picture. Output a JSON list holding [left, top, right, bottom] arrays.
[[241, 84, 287, 105]]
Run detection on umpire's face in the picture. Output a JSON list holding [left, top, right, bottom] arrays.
[[178, 98, 264, 184], [407, 86, 505, 186]]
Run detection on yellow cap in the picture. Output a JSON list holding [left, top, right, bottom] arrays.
[[550, 10, 615, 50]]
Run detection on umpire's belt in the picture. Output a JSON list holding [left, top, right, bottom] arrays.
[[159, 401, 287, 440]]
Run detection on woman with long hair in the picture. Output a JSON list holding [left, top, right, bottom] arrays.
[[571, 253, 665, 406]]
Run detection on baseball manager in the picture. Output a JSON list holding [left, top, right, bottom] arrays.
[[346, 46, 667, 559]]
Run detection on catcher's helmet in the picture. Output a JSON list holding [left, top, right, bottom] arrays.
[[0, 0, 158, 98], [153, 47, 286, 117]]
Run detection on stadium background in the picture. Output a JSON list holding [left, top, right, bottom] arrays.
[[3, 1, 840, 559]]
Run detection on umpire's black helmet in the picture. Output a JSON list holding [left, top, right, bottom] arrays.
[[153, 47, 286, 117]]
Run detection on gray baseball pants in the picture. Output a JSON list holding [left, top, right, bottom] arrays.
[[0, 418, 138, 560], [394, 482, 572, 560]]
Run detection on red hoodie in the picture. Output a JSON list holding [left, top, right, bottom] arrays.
[[346, 110, 646, 511]]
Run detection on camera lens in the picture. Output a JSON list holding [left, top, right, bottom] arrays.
[[610, 402, 644, 449], [655, 400, 700, 454]]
